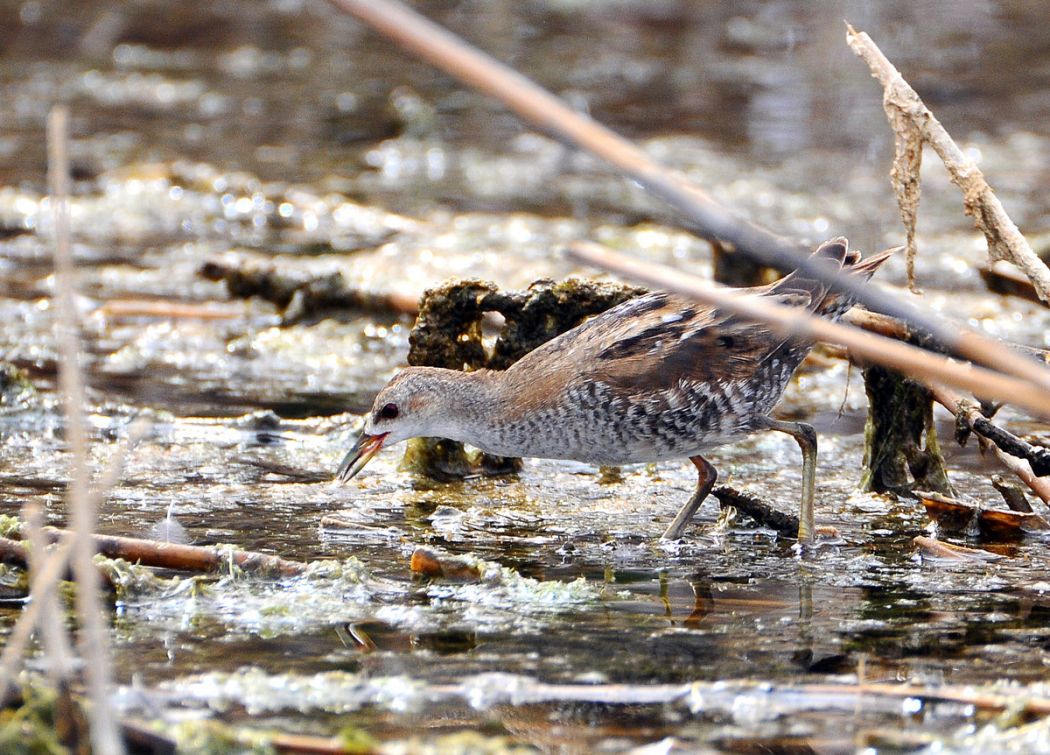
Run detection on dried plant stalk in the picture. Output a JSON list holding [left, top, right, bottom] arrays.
[[848, 24, 1050, 302], [567, 240, 1050, 417], [330, 0, 1050, 399], [48, 105, 124, 755]]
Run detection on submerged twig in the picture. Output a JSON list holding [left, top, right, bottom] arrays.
[[327, 0, 1050, 402], [913, 535, 1004, 562], [48, 105, 124, 755], [847, 24, 1050, 303], [566, 240, 1050, 417], [712, 486, 798, 538]]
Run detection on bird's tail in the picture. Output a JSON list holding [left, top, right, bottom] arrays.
[[776, 237, 895, 320]]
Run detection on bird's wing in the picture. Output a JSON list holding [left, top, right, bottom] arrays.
[[589, 291, 810, 394]]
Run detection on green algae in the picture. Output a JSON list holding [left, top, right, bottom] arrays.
[[860, 364, 953, 496], [0, 679, 85, 755]]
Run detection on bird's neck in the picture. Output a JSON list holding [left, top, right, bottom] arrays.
[[429, 368, 517, 445]]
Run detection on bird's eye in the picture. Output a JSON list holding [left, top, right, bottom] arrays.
[[378, 402, 399, 420]]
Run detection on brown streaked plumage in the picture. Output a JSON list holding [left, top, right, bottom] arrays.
[[337, 238, 893, 543]]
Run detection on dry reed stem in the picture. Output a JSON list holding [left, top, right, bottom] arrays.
[[0, 414, 145, 710], [327, 0, 1050, 399], [847, 24, 1050, 303], [48, 105, 124, 755], [567, 240, 1050, 417], [0, 539, 74, 703], [23, 504, 75, 687]]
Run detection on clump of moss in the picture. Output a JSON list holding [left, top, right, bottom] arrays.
[[0, 679, 89, 755], [404, 277, 646, 479]]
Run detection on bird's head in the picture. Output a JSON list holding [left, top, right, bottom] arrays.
[[335, 367, 469, 482]]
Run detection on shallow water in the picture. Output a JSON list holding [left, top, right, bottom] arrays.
[[2, 0, 1050, 752]]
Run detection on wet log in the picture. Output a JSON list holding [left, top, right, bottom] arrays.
[[861, 364, 952, 496], [17, 527, 308, 577], [200, 252, 418, 322]]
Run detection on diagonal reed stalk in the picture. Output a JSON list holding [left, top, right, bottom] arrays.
[[566, 240, 1050, 418], [325, 0, 1050, 404]]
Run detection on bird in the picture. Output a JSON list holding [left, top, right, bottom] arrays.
[[337, 238, 892, 543]]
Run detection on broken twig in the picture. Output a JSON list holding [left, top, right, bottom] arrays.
[[847, 24, 1050, 303]]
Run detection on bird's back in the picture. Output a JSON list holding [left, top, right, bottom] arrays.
[[479, 239, 891, 464]]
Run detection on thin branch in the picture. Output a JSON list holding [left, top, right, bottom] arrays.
[[48, 105, 124, 755], [326, 0, 1050, 399], [565, 240, 1050, 418], [30, 527, 309, 577], [847, 24, 1050, 303], [927, 384, 1050, 476]]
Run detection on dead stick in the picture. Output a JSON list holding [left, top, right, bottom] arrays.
[[32, 526, 308, 577], [328, 0, 1050, 398], [712, 486, 798, 538], [566, 240, 1050, 417], [928, 383, 1050, 477], [847, 25, 1050, 303]]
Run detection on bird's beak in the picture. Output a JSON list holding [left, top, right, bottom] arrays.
[[336, 432, 389, 482]]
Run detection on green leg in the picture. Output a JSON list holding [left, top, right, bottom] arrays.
[[762, 418, 817, 545], [661, 455, 717, 541]]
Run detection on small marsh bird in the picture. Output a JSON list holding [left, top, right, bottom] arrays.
[[338, 238, 892, 543]]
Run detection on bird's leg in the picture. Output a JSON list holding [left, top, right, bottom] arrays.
[[661, 455, 717, 541], [761, 418, 817, 544]]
